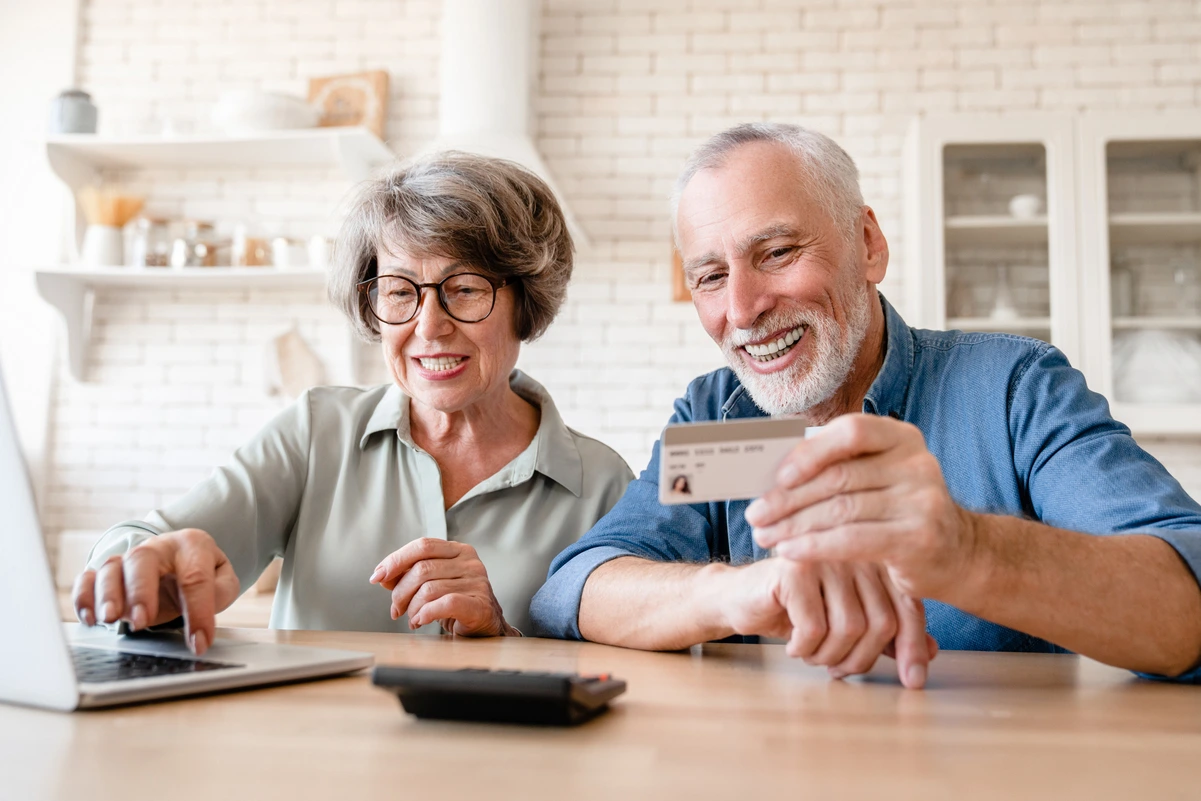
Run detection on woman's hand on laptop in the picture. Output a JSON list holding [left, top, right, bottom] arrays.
[[72, 529, 240, 656]]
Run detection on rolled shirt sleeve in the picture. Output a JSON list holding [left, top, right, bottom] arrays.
[[86, 391, 312, 597], [531, 394, 719, 639], [1011, 346, 1201, 682]]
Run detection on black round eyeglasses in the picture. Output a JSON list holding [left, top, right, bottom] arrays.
[[357, 272, 509, 325]]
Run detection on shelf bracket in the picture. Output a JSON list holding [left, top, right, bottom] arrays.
[[46, 143, 99, 255], [36, 272, 94, 382]]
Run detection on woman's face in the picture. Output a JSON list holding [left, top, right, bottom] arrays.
[[375, 249, 522, 415]]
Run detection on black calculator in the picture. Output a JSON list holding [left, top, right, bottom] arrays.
[[371, 666, 627, 726]]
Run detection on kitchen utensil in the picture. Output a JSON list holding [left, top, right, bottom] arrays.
[[49, 89, 97, 134], [264, 326, 327, 400], [1007, 194, 1042, 218], [212, 91, 320, 134], [76, 187, 144, 266]]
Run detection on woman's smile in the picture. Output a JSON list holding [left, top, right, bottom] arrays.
[[411, 352, 471, 380]]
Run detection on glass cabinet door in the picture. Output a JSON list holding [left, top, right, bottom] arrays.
[[1105, 139, 1201, 407], [1078, 115, 1201, 434], [905, 114, 1078, 365], [942, 143, 1052, 344]]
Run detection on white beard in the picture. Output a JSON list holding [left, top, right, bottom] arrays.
[[723, 284, 875, 417]]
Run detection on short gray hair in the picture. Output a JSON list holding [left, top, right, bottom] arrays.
[[331, 151, 574, 342], [670, 122, 864, 244]]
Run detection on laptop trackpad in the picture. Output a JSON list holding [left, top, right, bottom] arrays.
[[66, 624, 250, 663]]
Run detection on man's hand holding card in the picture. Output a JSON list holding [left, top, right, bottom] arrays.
[[659, 414, 939, 688]]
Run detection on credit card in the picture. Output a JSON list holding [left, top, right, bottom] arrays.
[[658, 418, 817, 505]]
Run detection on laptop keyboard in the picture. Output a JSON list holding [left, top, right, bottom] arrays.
[[71, 645, 242, 683]]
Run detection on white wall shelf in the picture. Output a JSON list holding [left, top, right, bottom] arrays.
[[45, 127, 395, 190], [1108, 212, 1201, 246], [40, 128, 392, 383], [36, 266, 328, 381], [946, 316, 1052, 332], [944, 216, 1049, 247]]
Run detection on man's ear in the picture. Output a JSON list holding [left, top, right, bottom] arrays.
[[858, 206, 889, 284]]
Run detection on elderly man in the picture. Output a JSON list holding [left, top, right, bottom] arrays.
[[531, 122, 1201, 689]]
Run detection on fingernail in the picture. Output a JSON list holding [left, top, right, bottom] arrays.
[[829, 668, 847, 680], [80, 608, 95, 627], [777, 462, 800, 485], [190, 630, 208, 655], [390, 605, 398, 620], [131, 603, 148, 631], [753, 527, 778, 549], [369, 566, 384, 583], [745, 498, 767, 525], [906, 663, 927, 689], [99, 602, 116, 623]]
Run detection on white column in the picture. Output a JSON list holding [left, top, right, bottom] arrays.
[[0, 0, 81, 513]]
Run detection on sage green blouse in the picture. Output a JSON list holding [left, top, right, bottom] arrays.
[[86, 371, 633, 634]]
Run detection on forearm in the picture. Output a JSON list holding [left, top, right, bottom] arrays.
[[578, 557, 733, 650], [947, 513, 1201, 677]]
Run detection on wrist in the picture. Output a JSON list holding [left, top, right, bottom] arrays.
[[692, 561, 738, 641], [939, 508, 1001, 606]]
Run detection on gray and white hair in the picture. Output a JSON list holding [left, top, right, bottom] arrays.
[[330, 151, 574, 343], [670, 122, 865, 245]]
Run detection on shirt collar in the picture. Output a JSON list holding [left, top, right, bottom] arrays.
[[862, 292, 914, 419], [359, 369, 585, 497], [721, 291, 914, 420]]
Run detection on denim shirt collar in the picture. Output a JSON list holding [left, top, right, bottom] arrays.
[[862, 293, 914, 419], [720, 292, 913, 421]]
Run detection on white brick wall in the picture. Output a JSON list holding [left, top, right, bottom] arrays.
[[47, 0, 1201, 554]]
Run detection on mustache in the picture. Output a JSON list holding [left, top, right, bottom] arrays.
[[724, 314, 813, 348]]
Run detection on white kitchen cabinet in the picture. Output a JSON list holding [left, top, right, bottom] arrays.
[[907, 113, 1201, 435], [904, 113, 1080, 366], [1078, 115, 1201, 435]]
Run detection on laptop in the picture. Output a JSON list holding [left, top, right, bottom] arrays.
[[0, 367, 374, 711]]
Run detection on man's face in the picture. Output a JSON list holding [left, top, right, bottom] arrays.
[[676, 141, 884, 416]]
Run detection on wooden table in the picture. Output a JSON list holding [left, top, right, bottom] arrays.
[[3, 629, 1200, 800]]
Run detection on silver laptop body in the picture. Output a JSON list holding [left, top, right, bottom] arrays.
[[0, 366, 373, 711]]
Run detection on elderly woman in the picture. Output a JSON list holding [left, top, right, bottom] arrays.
[[72, 152, 633, 654]]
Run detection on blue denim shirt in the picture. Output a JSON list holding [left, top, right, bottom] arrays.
[[531, 294, 1201, 682]]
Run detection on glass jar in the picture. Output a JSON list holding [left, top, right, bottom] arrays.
[[129, 217, 172, 267], [170, 221, 218, 268]]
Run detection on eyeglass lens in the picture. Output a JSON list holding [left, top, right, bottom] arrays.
[[368, 274, 496, 324]]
